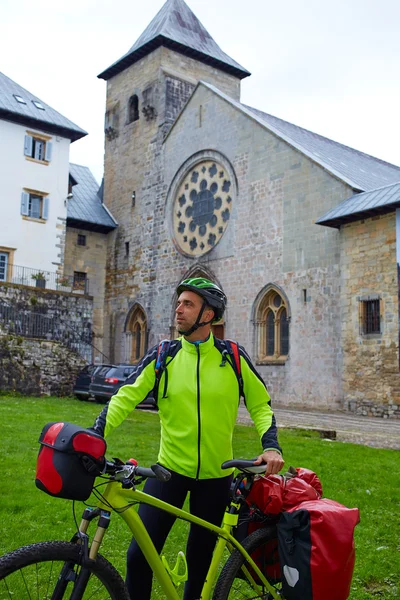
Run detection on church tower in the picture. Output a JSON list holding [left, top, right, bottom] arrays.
[[98, 0, 249, 362]]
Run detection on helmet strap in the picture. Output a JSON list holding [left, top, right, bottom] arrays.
[[178, 301, 214, 337]]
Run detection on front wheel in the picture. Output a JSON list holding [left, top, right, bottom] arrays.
[[0, 541, 130, 599], [213, 526, 283, 599]]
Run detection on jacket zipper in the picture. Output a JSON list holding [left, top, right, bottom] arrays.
[[195, 345, 201, 480]]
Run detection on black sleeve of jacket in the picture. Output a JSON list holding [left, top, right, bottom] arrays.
[[91, 344, 159, 437], [261, 414, 282, 455]]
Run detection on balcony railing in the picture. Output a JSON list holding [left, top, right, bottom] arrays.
[[0, 299, 93, 361], [0, 264, 90, 295]]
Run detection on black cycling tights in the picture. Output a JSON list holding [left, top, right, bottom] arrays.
[[126, 469, 232, 600]]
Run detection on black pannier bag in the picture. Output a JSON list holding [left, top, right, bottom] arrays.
[[234, 502, 281, 583], [277, 499, 360, 600], [36, 422, 107, 501]]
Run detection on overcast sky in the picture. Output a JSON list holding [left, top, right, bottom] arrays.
[[2, 0, 400, 184]]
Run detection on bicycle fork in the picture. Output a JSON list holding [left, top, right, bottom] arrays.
[[52, 508, 111, 600]]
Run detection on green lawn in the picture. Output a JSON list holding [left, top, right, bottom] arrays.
[[0, 395, 399, 599]]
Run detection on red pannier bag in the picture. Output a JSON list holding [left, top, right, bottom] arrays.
[[241, 469, 323, 584], [246, 468, 322, 515], [36, 422, 107, 501], [277, 498, 360, 600]]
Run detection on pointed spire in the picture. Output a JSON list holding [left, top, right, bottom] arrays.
[[98, 0, 250, 81]]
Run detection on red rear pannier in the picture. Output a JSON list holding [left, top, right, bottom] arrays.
[[36, 422, 106, 501], [277, 499, 360, 600]]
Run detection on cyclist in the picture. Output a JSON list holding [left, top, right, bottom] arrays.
[[92, 277, 284, 600]]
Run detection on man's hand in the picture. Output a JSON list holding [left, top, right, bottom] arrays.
[[254, 450, 284, 475]]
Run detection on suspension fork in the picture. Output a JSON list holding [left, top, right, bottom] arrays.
[[52, 508, 112, 600]]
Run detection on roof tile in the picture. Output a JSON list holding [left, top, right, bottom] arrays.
[[316, 181, 400, 228], [99, 0, 249, 80], [68, 164, 117, 230], [0, 72, 87, 142]]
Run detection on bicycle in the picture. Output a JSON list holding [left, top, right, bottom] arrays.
[[0, 456, 283, 599]]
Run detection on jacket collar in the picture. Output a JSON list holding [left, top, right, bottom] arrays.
[[181, 332, 214, 355]]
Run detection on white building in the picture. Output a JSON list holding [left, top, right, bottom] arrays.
[[0, 72, 86, 283]]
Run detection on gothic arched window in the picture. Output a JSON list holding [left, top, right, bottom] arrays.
[[126, 305, 147, 363], [128, 95, 139, 123], [255, 286, 290, 363]]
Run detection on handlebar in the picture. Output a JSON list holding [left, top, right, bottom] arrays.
[[104, 460, 171, 485], [97, 457, 266, 488], [221, 459, 268, 474]]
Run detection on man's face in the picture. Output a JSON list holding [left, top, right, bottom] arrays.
[[175, 290, 213, 333]]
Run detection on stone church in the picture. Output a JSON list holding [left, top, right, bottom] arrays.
[[94, 0, 400, 416]]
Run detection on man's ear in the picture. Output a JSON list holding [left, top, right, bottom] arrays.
[[205, 305, 215, 322]]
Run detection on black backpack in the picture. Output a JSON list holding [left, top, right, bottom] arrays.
[[153, 337, 244, 401]]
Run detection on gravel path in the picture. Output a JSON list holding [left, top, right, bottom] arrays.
[[237, 406, 400, 450]]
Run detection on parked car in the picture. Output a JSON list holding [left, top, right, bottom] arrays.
[[73, 364, 102, 401], [88, 364, 157, 410]]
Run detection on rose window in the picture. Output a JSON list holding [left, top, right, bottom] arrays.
[[173, 160, 233, 257]]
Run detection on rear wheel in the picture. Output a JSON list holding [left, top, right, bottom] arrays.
[[0, 541, 129, 599], [213, 527, 283, 599]]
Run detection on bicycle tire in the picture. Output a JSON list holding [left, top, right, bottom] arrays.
[[213, 526, 283, 600], [0, 541, 130, 600]]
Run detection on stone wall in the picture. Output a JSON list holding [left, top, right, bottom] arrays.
[[0, 282, 93, 395], [0, 334, 86, 396], [341, 212, 400, 417], [64, 227, 108, 362]]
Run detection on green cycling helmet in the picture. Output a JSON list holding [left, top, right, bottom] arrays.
[[177, 277, 227, 321]]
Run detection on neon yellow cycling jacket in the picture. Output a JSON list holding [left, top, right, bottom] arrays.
[[93, 334, 281, 479]]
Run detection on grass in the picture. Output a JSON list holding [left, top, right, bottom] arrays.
[[0, 395, 399, 599]]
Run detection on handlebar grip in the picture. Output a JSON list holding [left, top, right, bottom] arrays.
[[151, 464, 171, 482], [135, 464, 171, 482], [222, 459, 258, 469], [221, 459, 268, 474], [135, 466, 158, 479]]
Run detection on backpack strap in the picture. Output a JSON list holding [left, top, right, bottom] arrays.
[[154, 339, 180, 401], [214, 338, 244, 399]]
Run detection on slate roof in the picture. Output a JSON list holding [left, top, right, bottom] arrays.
[[0, 72, 87, 142], [98, 0, 250, 81], [244, 105, 400, 192], [68, 164, 117, 232], [316, 181, 400, 228]]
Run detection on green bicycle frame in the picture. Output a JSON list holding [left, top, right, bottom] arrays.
[[91, 479, 281, 600]]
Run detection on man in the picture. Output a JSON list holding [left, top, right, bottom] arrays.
[[92, 277, 284, 600]]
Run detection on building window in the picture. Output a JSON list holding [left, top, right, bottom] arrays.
[[24, 133, 52, 163], [359, 298, 381, 335], [128, 94, 139, 123], [126, 305, 147, 363], [255, 286, 290, 363], [32, 100, 45, 110], [14, 94, 26, 105], [21, 190, 49, 220], [73, 271, 87, 293], [77, 234, 86, 246], [125, 241, 130, 257], [0, 252, 8, 282]]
